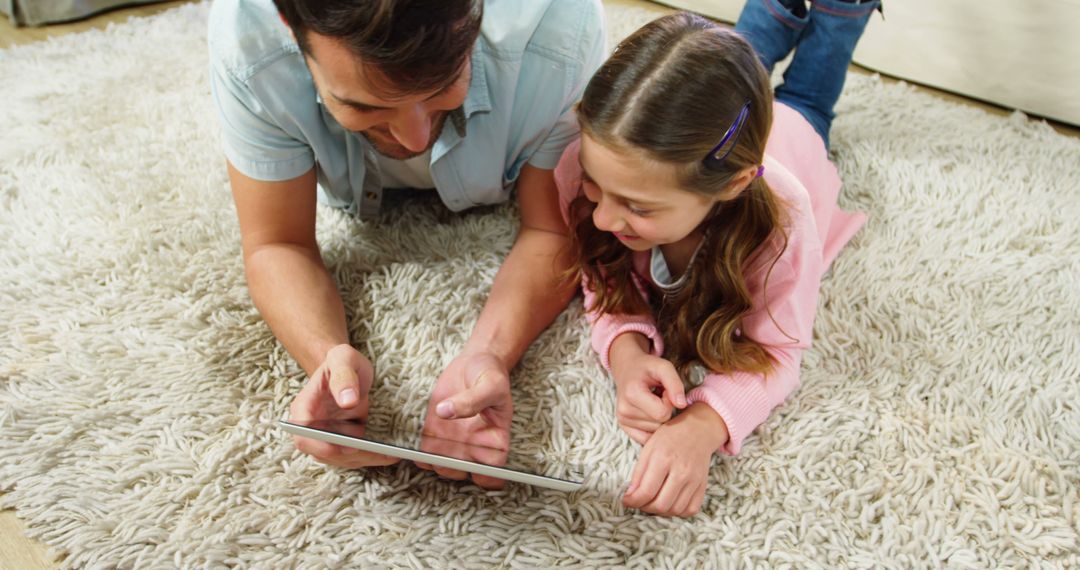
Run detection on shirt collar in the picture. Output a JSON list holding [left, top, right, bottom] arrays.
[[461, 35, 493, 120], [432, 37, 492, 160]]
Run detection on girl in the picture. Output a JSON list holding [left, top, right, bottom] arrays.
[[555, 1, 879, 517]]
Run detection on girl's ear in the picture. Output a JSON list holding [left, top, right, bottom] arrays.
[[717, 165, 759, 201]]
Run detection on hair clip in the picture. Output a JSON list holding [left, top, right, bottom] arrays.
[[756, 165, 765, 178], [703, 100, 751, 171]]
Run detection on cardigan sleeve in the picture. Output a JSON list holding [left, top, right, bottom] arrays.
[[686, 220, 824, 456]]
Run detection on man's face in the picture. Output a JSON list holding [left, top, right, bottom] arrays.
[[303, 31, 472, 160]]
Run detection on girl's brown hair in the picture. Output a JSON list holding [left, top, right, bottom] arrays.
[[568, 12, 789, 379]]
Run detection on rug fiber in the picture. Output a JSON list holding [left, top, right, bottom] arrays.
[[1, 2, 1078, 568]]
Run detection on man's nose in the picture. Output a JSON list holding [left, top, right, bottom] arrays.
[[389, 104, 432, 152]]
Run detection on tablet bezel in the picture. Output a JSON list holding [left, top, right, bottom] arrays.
[[278, 420, 583, 492]]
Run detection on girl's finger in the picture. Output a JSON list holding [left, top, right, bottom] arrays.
[[671, 477, 701, 517], [618, 416, 663, 434], [642, 468, 684, 515], [626, 386, 673, 422], [682, 481, 708, 517], [619, 401, 667, 423], [651, 362, 687, 409], [624, 454, 668, 509], [621, 425, 653, 445], [624, 444, 651, 499]]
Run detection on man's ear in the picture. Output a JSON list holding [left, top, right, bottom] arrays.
[[278, 12, 298, 43]]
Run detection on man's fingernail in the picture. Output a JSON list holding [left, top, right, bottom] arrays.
[[339, 388, 358, 406], [678, 395, 687, 407], [436, 401, 455, 418]]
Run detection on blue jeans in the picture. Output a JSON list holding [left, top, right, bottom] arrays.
[[735, 0, 880, 147]]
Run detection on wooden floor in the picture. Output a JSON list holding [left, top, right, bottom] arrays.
[[0, 0, 1076, 567]]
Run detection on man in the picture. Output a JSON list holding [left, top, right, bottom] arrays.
[[207, 0, 605, 487]]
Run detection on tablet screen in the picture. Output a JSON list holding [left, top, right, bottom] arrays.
[[279, 418, 585, 492]]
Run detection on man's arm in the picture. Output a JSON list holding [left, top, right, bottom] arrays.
[[227, 162, 347, 376], [231, 161, 395, 467], [417, 162, 578, 486], [461, 163, 578, 367]]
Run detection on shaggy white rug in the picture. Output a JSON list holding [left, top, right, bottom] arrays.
[[2, 2, 1079, 568]]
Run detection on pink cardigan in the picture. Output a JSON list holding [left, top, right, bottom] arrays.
[[554, 103, 866, 455]]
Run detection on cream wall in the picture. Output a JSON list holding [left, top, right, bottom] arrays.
[[654, 0, 1080, 127]]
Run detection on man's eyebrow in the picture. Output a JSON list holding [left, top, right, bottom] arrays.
[[332, 95, 389, 111], [331, 68, 467, 111], [578, 159, 664, 207]]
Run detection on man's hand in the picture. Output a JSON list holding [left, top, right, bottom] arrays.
[[288, 344, 399, 468], [609, 334, 688, 445], [417, 352, 513, 488], [229, 164, 393, 469], [410, 165, 568, 489], [622, 403, 728, 517]]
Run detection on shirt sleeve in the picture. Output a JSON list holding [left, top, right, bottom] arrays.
[[526, 1, 607, 170], [208, 59, 315, 181], [685, 227, 824, 456], [582, 273, 665, 371]]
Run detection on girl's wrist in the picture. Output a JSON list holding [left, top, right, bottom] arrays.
[[609, 332, 650, 384], [610, 332, 649, 363], [671, 402, 730, 451]]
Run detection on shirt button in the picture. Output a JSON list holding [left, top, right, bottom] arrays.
[[366, 191, 379, 201]]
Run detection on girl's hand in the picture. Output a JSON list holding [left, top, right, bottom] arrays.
[[622, 403, 729, 517], [609, 333, 688, 444]]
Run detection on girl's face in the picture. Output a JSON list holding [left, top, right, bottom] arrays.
[[579, 133, 720, 252]]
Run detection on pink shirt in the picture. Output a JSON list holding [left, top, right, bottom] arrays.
[[554, 102, 866, 455]]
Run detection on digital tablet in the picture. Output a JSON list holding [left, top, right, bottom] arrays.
[[279, 419, 585, 492]]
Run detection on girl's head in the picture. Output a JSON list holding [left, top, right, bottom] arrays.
[[569, 13, 787, 377]]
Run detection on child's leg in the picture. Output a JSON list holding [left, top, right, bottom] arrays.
[[734, 0, 810, 75], [774, 0, 880, 147]]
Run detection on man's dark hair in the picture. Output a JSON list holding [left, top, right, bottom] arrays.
[[273, 0, 483, 96]]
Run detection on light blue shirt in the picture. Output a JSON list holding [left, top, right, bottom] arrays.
[[208, 0, 606, 218]]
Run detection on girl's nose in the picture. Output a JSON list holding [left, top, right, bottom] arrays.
[[592, 199, 623, 233]]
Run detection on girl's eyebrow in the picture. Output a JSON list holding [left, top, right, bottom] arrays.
[[579, 160, 665, 207]]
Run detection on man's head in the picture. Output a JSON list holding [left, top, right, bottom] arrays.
[[274, 0, 483, 158]]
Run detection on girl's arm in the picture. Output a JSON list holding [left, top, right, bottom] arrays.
[[581, 271, 665, 370], [687, 220, 825, 455], [687, 346, 803, 455]]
